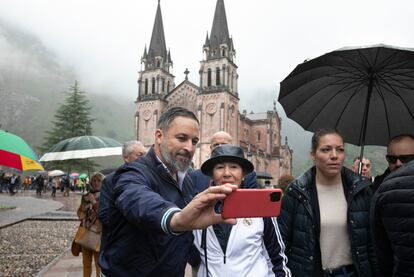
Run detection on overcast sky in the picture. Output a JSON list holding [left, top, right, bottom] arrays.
[[1, 0, 413, 113]]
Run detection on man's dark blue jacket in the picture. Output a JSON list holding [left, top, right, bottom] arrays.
[[99, 147, 196, 277], [371, 160, 414, 276]]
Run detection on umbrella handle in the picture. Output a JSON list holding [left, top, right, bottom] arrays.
[[358, 144, 366, 175], [358, 73, 374, 149]]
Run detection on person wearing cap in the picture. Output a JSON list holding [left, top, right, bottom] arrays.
[[191, 144, 291, 277]]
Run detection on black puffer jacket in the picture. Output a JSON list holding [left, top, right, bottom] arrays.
[[371, 160, 414, 277], [277, 167, 376, 277]]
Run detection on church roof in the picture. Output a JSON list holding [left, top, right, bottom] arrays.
[[245, 112, 268, 121], [205, 0, 233, 60], [147, 1, 167, 64], [211, 0, 229, 45], [167, 78, 199, 98]]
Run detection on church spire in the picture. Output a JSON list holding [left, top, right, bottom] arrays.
[[204, 0, 235, 61], [142, 0, 172, 71]]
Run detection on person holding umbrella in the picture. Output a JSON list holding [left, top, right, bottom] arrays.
[[277, 128, 376, 277]]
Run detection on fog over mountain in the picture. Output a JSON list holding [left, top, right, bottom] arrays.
[[0, 19, 387, 176], [0, 20, 135, 156]]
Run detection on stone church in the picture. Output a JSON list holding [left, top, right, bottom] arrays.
[[135, 0, 292, 182]]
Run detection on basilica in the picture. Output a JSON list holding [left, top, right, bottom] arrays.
[[134, 0, 292, 183]]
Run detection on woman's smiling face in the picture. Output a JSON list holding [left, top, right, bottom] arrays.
[[212, 162, 244, 187]]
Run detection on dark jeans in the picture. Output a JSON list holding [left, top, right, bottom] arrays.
[[324, 265, 355, 277]]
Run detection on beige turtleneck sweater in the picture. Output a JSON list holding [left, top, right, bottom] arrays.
[[316, 181, 353, 269]]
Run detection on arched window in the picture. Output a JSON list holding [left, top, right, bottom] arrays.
[[207, 69, 212, 87], [157, 60, 161, 67], [162, 79, 165, 93], [216, 67, 220, 86], [257, 131, 261, 142], [222, 49, 226, 57], [145, 79, 148, 95], [167, 81, 170, 93], [152, 77, 155, 94]]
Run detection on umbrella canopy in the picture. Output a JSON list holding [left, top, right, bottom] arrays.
[[39, 135, 122, 161], [48, 169, 66, 177], [79, 173, 88, 179], [279, 44, 414, 148], [0, 130, 44, 171], [69, 172, 80, 178]]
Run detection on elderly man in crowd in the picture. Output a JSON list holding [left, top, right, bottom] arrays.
[[121, 140, 147, 163], [190, 131, 257, 193]]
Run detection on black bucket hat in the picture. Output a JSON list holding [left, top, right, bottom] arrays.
[[201, 144, 254, 177]]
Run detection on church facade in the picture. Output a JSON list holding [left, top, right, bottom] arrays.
[[135, 0, 292, 183]]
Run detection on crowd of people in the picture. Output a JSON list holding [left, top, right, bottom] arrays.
[[64, 107, 414, 277], [0, 172, 85, 197]]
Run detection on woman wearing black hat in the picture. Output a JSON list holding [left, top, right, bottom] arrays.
[[192, 144, 291, 277]]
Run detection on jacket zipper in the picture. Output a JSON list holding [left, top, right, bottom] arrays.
[[346, 179, 367, 277], [291, 187, 313, 220]]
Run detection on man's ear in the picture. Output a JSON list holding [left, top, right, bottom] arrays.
[[155, 129, 163, 145]]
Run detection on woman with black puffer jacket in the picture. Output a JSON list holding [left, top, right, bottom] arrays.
[[277, 128, 377, 277]]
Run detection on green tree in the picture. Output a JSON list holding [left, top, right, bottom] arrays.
[[41, 81, 97, 172]]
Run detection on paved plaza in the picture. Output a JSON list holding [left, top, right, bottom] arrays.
[[0, 190, 192, 277]]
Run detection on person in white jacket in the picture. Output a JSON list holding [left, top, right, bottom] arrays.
[[191, 145, 291, 277]]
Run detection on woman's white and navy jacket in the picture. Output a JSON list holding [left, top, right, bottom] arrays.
[[192, 217, 291, 277]]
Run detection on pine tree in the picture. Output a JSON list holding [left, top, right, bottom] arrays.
[[41, 81, 97, 172]]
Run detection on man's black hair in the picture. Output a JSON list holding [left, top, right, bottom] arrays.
[[157, 107, 199, 131]]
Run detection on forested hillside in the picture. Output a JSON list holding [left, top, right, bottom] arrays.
[[0, 20, 135, 163]]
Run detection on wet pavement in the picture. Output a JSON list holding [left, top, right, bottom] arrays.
[[0, 190, 193, 277], [0, 190, 84, 277]]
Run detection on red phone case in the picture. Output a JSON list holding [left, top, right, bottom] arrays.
[[221, 188, 282, 219]]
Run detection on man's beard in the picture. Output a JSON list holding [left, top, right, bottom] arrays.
[[160, 143, 192, 172]]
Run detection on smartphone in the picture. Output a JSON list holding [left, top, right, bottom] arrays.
[[221, 189, 282, 219]]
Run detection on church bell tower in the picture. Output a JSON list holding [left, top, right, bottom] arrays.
[[197, 0, 239, 162], [135, 0, 175, 146]]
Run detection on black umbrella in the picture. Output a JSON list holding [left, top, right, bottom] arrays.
[[279, 44, 414, 173]]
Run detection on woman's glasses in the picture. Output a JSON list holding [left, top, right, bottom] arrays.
[[386, 154, 414, 164]]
